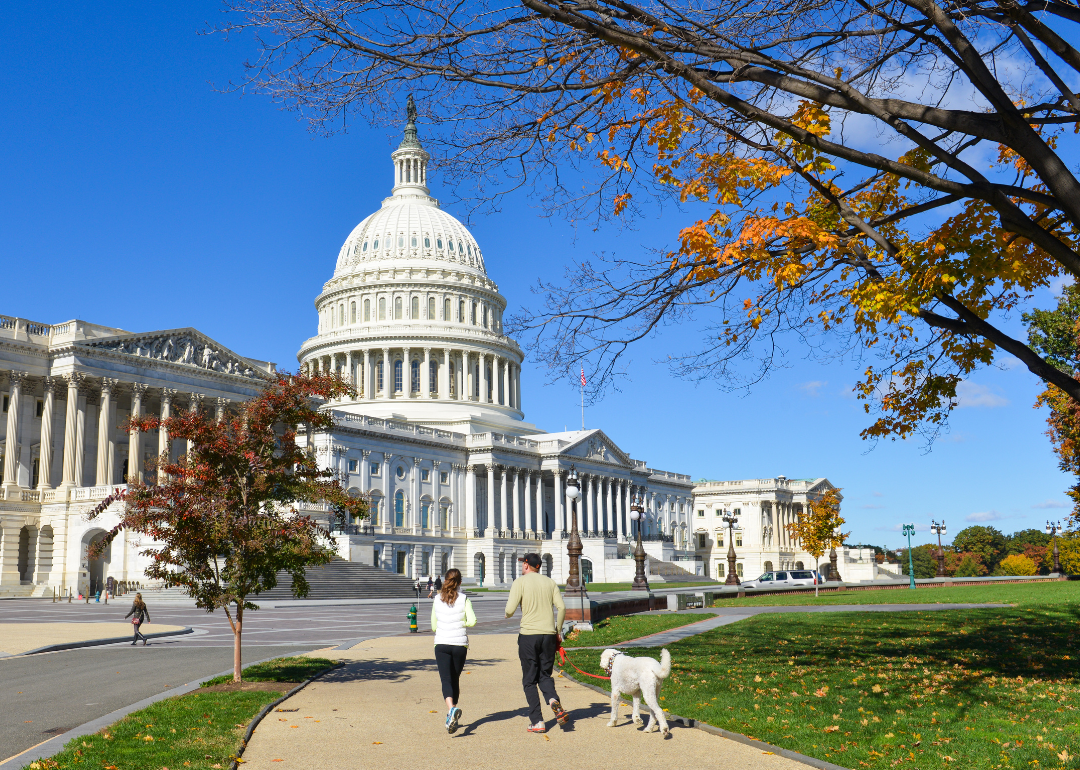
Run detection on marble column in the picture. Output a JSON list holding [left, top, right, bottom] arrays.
[[186, 394, 203, 459], [59, 374, 82, 489], [432, 460, 442, 531], [362, 349, 372, 400], [534, 471, 544, 534], [584, 475, 595, 535], [38, 377, 58, 490], [2, 371, 26, 490], [442, 348, 452, 399], [215, 397, 228, 422], [605, 477, 614, 535], [486, 463, 496, 532], [382, 347, 391, 398], [361, 449, 371, 493], [480, 354, 490, 404], [422, 348, 431, 398], [402, 347, 412, 397], [466, 464, 478, 533], [498, 465, 508, 532], [413, 457, 422, 530], [501, 358, 509, 406], [524, 470, 533, 534], [554, 470, 564, 533], [128, 383, 147, 483], [614, 479, 623, 540], [512, 468, 522, 532], [73, 385, 88, 488], [345, 350, 354, 389], [94, 379, 114, 486], [158, 389, 175, 482]]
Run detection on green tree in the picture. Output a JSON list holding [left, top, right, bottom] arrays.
[[954, 555, 986, 578], [1005, 528, 1052, 555], [951, 526, 1007, 572], [900, 547, 938, 579]]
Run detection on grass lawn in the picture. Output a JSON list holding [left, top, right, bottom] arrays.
[[24, 657, 335, 770], [714, 580, 1064, 608], [562, 612, 717, 648], [565, 582, 1080, 769], [200, 656, 335, 687]]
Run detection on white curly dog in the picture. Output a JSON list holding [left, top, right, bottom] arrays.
[[600, 648, 672, 735]]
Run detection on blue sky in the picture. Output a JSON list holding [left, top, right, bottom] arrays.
[[1, 3, 1071, 548]]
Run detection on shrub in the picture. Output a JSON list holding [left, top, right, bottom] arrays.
[[995, 554, 1038, 576]]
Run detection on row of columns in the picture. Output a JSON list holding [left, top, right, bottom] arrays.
[[305, 348, 521, 410], [2, 370, 230, 491], [768, 502, 803, 548]]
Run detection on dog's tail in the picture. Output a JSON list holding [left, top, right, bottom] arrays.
[[659, 648, 671, 679]]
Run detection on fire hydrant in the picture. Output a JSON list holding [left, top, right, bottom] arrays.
[[408, 604, 418, 633]]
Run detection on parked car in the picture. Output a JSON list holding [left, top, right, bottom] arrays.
[[742, 570, 819, 589]]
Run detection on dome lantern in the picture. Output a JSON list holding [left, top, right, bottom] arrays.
[[390, 94, 431, 198]]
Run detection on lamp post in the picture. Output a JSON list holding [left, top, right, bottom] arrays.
[[563, 466, 589, 627], [722, 509, 740, 586], [902, 522, 916, 590], [930, 520, 947, 577], [629, 488, 650, 591], [1046, 520, 1063, 574]]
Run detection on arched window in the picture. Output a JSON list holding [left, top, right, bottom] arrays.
[[424, 237, 431, 248], [394, 360, 403, 392], [449, 361, 456, 397], [364, 299, 370, 322], [444, 298, 451, 320], [340, 305, 345, 326], [474, 362, 480, 398], [482, 307, 489, 328], [362, 241, 368, 252], [764, 560, 774, 573], [458, 300, 465, 322], [395, 490, 405, 527], [437, 238, 443, 249], [428, 296, 435, 319], [378, 297, 386, 320], [350, 302, 356, 323], [411, 235, 417, 247], [471, 302, 477, 325], [421, 500, 430, 529], [376, 360, 384, 391], [448, 240, 455, 252], [411, 296, 419, 319], [486, 365, 493, 400], [429, 361, 437, 393], [369, 497, 380, 525], [394, 297, 402, 320], [795, 561, 805, 570], [373, 238, 379, 249], [411, 359, 420, 392], [398, 235, 404, 247]]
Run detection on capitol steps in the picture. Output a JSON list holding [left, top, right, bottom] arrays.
[[646, 555, 703, 582], [256, 559, 419, 600]]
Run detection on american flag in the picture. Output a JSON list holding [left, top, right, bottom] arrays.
[[580, 368, 586, 388]]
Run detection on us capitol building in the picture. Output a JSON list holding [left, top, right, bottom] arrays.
[[0, 115, 886, 596]]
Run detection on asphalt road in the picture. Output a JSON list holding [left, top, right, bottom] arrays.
[[0, 595, 518, 763]]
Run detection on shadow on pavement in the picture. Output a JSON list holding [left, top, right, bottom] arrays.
[[320, 656, 502, 684]]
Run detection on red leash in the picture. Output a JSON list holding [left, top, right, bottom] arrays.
[[558, 644, 611, 680]]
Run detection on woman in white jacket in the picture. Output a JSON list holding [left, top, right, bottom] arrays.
[[430, 568, 476, 734]]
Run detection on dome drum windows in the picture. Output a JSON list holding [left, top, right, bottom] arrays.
[[437, 238, 443, 249], [411, 296, 419, 319], [424, 237, 431, 248], [428, 296, 436, 320], [410, 359, 421, 393], [394, 297, 403, 320], [364, 299, 371, 322], [379, 297, 387, 321], [394, 359, 404, 392], [444, 298, 451, 321], [350, 301, 356, 324]]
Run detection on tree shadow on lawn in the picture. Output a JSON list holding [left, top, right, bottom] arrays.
[[318, 656, 502, 684], [639, 606, 1080, 712]]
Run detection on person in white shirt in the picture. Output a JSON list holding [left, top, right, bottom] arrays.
[[430, 568, 476, 734]]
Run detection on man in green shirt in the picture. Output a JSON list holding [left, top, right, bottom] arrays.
[[504, 553, 570, 733]]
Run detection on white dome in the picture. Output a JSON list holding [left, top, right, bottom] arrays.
[[333, 196, 487, 278]]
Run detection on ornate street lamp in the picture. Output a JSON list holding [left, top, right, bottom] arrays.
[[564, 466, 587, 602], [1046, 520, 1063, 574], [930, 520, 947, 577], [629, 488, 650, 591], [721, 509, 740, 586], [902, 522, 917, 590]]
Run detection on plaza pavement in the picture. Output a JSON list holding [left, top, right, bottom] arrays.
[[240, 633, 813, 770], [0, 621, 186, 655]]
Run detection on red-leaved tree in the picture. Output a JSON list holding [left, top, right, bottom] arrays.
[[88, 373, 364, 681]]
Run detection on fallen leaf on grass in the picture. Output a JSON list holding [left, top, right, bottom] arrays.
[[1059, 750, 1072, 762], [824, 726, 840, 733]]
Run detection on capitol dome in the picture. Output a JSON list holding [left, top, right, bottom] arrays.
[[297, 105, 537, 435]]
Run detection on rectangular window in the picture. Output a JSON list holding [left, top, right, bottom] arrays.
[[735, 533, 743, 547], [421, 501, 430, 529], [421, 469, 430, 482], [717, 561, 726, 576], [2, 395, 7, 412], [441, 503, 450, 529], [696, 533, 707, 549], [348, 459, 358, 473], [697, 509, 704, 517], [717, 533, 724, 547], [36, 399, 43, 417], [734, 508, 742, 517], [31, 457, 39, 488], [377, 361, 384, 391], [394, 361, 404, 392], [440, 471, 449, 484], [736, 562, 744, 577], [370, 501, 379, 526], [370, 462, 380, 476]]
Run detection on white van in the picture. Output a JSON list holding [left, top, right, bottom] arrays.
[[742, 569, 818, 589]]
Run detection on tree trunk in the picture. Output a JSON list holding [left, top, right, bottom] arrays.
[[233, 603, 244, 683]]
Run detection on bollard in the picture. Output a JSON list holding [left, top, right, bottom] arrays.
[[408, 604, 418, 633], [52, 587, 56, 603], [68, 588, 72, 603]]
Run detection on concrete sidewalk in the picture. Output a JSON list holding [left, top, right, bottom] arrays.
[[240, 634, 814, 770], [0, 622, 187, 655]]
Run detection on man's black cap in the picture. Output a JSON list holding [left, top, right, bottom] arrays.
[[519, 553, 542, 569]]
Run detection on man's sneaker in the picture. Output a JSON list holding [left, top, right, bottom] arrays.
[[447, 707, 462, 734], [550, 700, 571, 725], [527, 722, 547, 733]]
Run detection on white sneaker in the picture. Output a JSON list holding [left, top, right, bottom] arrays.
[[447, 707, 462, 734]]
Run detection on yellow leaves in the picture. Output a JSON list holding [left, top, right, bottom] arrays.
[[824, 725, 840, 733], [613, 193, 632, 216]]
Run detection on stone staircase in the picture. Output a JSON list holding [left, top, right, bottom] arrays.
[[256, 559, 418, 601], [646, 556, 703, 583]]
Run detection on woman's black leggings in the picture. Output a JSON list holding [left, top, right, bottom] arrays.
[[434, 644, 468, 704], [132, 624, 147, 642]]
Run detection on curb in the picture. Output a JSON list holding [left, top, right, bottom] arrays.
[[0, 652, 295, 770], [18, 626, 194, 656], [557, 660, 849, 770], [229, 663, 341, 770]]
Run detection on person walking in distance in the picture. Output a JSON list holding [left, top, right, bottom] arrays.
[[431, 568, 476, 734], [427, 575, 435, 598], [504, 553, 569, 733], [125, 592, 150, 646]]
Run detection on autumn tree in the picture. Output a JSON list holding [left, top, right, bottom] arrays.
[[1026, 282, 1080, 524], [951, 525, 1007, 572], [226, 0, 1080, 442], [784, 487, 847, 595], [88, 373, 365, 682]]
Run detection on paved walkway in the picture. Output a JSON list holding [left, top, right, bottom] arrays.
[[241, 634, 813, 770], [0, 622, 186, 655]]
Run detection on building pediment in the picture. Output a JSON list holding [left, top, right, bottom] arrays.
[[560, 430, 633, 468], [78, 329, 271, 381]]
